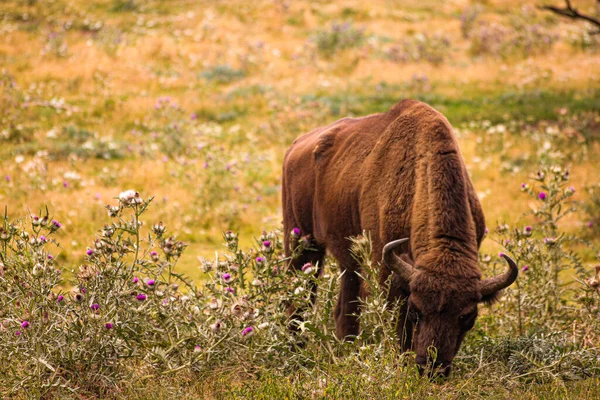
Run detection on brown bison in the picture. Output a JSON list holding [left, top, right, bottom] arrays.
[[282, 99, 518, 376]]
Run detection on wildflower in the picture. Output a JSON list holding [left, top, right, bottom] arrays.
[[57, 295, 64, 302], [520, 183, 528, 191], [522, 265, 529, 272], [241, 326, 254, 337], [86, 248, 94, 256], [523, 226, 532, 237], [15, 331, 21, 336], [222, 273, 232, 282], [231, 303, 243, 317], [301, 263, 314, 274], [136, 293, 147, 301], [194, 345, 201, 352], [47, 254, 54, 260], [119, 189, 143, 206], [210, 320, 222, 333], [50, 219, 62, 232], [565, 186, 575, 195], [21, 321, 29, 329], [224, 230, 236, 241], [152, 222, 166, 236], [225, 287, 235, 294], [105, 323, 113, 330], [291, 227, 301, 238], [255, 256, 265, 264], [32, 216, 41, 226], [146, 279, 156, 287], [133, 277, 139, 284], [191, 113, 197, 120], [589, 222, 594, 228], [150, 251, 159, 262], [262, 240, 273, 252], [90, 303, 100, 311], [75, 293, 84, 302], [107, 205, 120, 217], [538, 192, 547, 200]]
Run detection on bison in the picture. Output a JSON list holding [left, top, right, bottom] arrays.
[[282, 99, 518, 376]]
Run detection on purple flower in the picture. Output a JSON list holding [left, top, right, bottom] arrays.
[[263, 240, 271, 248], [194, 344, 201, 352], [484, 227, 489, 234], [51, 219, 62, 229], [136, 293, 147, 301], [222, 273, 232, 282], [522, 265, 529, 272], [57, 294, 64, 302], [86, 248, 94, 256], [225, 287, 235, 294], [538, 192, 547, 200], [63, 181, 69, 188], [105, 322, 113, 330], [146, 279, 155, 286], [21, 321, 29, 329], [80, 287, 86, 294], [241, 326, 254, 337], [48, 254, 54, 260], [191, 113, 197, 120], [588, 221, 594, 228], [91, 303, 100, 311], [4, 175, 9, 182], [15, 331, 21, 336], [520, 183, 526, 188], [525, 226, 532, 232], [255, 256, 265, 264], [133, 277, 139, 284], [39, 235, 47, 242]]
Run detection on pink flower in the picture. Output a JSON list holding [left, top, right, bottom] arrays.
[[222, 273, 232, 282], [241, 326, 254, 337], [136, 293, 147, 301], [21, 321, 29, 329], [538, 192, 547, 200], [105, 323, 113, 330], [90, 303, 100, 311], [133, 277, 139, 284], [522, 265, 529, 272], [146, 279, 155, 286]]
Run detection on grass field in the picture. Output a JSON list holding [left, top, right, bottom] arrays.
[[1, 0, 600, 398]]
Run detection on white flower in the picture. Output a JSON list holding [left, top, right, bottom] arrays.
[[119, 190, 142, 206]]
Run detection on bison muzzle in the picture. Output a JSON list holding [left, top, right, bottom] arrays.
[[282, 99, 518, 376]]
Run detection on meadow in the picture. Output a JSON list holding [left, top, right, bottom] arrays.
[[1, 0, 600, 398]]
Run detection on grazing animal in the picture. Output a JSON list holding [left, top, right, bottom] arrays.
[[282, 99, 518, 376]]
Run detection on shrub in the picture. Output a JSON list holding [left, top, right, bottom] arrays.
[[384, 33, 451, 66], [312, 22, 366, 58]]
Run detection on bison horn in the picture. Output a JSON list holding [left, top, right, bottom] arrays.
[[480, 254, 519, 297], [382, 238, 414, 288]]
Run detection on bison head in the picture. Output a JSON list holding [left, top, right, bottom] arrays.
[[383, 238, 518, 377]]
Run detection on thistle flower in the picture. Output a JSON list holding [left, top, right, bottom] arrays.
[[57, 295, 64, 302], [194, 344, 201, 352], [523, 226, 532, 236], [150, 251, 159, 262], [152, 222, 166, 236], [86, 248, 94, 256], [146, 279, 156, 286], [222, 273, 232, 282], [105, 323, 113, 330], [225, 287, 235, 294], [522, 265, 529, 272], [90, 303, 100, 311], [107, 205, 120, 217], [224, 230, 236, 241], [588, 221, 594, 228], [21, 321, 29, 329], [566, 186, 575, 195], [291, 227, 301, 238], [241, 326, 254, 337], [210, 320, 222, 333], [136, 293, 147, 301], [255, 256, 265, 264], [301, 263, 314, 274], [32, 216, 41, 226], [50, 219, 62, 231], [119, 190, 142, 206], [262, 240, 273, 253], [15, 331, 21, 336], [520, 183, 529, 191], [133, 277, 139, 284], [538, 192, 547, 200]]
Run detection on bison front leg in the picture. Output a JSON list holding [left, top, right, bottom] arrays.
[[334, 269, 362, 340], [330, 247, 362, 341]]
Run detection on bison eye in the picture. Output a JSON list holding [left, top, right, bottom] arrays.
[[408, 305, 421, 323], [459, 311, 477, 329]]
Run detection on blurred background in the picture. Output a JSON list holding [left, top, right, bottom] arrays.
[[1, 0, 599, 280]]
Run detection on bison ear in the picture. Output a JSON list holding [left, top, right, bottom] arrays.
[[382, 238, 414, 291]]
